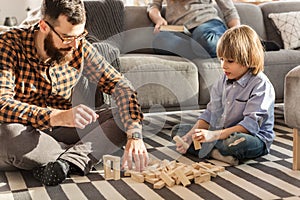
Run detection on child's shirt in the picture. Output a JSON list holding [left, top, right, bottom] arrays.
[[199, 70, 275, 152]]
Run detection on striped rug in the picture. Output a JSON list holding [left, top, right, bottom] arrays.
[[0, 105, 299, 200]]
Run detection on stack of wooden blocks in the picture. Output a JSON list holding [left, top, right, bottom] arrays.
[[124, 159, 225, 189]]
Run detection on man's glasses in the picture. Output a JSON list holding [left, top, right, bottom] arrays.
[[45, 21, 88, 44]]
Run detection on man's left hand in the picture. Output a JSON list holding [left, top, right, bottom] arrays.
[[121, 139, 149, 172]]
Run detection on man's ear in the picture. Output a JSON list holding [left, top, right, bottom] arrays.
[[39, 20, 48, 33]]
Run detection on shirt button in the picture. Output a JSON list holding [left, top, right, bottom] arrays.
[[227, 101, 230, 104]]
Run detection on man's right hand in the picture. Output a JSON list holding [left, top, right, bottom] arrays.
[[50, 104, 99, 129]]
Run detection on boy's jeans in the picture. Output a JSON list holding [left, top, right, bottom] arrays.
[[171, 124, 268, 160]]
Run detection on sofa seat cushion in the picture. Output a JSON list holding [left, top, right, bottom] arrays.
[[119, 54, 199, 110]]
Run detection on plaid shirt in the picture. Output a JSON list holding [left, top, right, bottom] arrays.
[[0, 24, 143, 130]]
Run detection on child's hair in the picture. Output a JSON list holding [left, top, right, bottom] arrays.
[[216, 25, 264, 75]]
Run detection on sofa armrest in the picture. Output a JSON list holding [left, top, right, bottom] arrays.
[[284, 65, 300, 128], [284, 65, 300, 170]]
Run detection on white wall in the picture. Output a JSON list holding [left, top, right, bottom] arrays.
[[0, 0, 42, 25]]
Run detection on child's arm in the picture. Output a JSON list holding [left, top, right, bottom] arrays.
[[174, 119, 209, 153], [194, 125, 248, 143]]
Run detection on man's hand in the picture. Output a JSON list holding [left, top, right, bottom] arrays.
[[193, 129, 221, 143], [50, 104, 99, 129], [121, 139, 149, 172]]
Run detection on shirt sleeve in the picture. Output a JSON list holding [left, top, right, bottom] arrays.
[[238, 77, 275, 135], [83, 43, 143, 131], [147, 0, 163, 12], [0, 40, 52, 129], [216, 0, 240, 25], [199, 76, 225, 127]]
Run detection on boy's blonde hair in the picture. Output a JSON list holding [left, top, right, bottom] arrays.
[[216, 25, 264, 75]]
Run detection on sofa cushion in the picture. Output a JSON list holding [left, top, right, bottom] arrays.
[[260, 1, 300, 49], [234, 3, 267, 40], [119, 54, 199, 110], [268, 11, 300, 50], [264, 50, 300, 102], [192, 58, 222, 106], [84, 0, 124, 48]]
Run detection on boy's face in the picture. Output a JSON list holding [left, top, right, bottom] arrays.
[[220, 58, 248, 81]]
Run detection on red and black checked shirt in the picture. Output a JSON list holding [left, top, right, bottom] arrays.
[[0, 24, 143, 130]]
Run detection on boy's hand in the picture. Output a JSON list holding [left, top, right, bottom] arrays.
[[193, 129, 221, 143]]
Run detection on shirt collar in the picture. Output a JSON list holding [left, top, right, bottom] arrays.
[[25, 23, 51, 66], [226, 70, 253, 88]]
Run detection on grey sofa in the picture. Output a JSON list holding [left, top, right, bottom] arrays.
[[21, 1, 300, 112], [111, 1, 300, 112]]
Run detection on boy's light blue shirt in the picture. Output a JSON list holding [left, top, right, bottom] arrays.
[[199, 70, 275, 152]]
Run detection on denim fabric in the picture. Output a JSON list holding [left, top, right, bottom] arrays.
[[171, 124, 268, 160], [152, 19, 227, 59], [214, 132, 268, 160], [190, 19, 227, 58]]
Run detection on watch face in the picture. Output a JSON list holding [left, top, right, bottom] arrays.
[[132, 132, 142, 139]]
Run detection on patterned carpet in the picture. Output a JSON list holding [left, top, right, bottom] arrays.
[[0, 105, 299, 200]]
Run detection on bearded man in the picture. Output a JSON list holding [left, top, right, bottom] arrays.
[[0, 0, 148, 186]]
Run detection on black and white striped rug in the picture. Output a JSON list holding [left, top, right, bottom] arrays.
[[1, 105, 299, 200]]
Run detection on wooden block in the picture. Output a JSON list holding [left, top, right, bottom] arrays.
[[144, 172, 156, 179], [175, 167, 191, 187], [131, 172, 144, 183], [124, 170, 132, 177], [160, 172, 175, 187], [194, 173, 211, 184], [193, 138, 202, 150], [154, 180, 165, 189], [192, 169, 202, 177], [195, 163, 217, 177], [150, 169, 161, 178], [173, 135, 190, 149], [187, 174, 194, 180], [183, 166, 193, 176], [211, 166, 225, 173], [103, 155, 121, 180], [166, 160, 177, 171], [145, 177, 160, 184]]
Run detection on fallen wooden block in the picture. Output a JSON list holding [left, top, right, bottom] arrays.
[[175, 166, 191, 187], [154, 180, 165, 189], [160, 171, 175, 187], [131, 172, 144, 183], [194, 173, 211, 184]]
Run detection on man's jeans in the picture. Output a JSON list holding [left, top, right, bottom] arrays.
[[153, 19, 227, 59], [0, 76, 126, 174], [171, 124, 268, 161]]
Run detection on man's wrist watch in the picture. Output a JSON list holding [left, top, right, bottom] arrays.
[[127, 132, 143, 140]]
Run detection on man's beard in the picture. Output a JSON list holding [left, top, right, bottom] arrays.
[[44, 33, 74, 65]]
